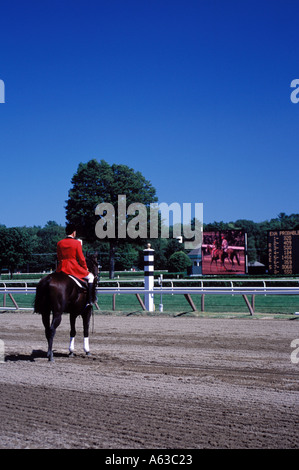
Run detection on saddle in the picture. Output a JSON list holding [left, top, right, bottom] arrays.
[[68, 275, 88, 290]]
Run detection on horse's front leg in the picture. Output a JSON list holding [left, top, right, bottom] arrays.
[[82, 306, 93, 356], [69, 314, 77, 357]]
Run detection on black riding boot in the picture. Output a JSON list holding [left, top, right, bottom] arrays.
[[86, 283, 93, 307]]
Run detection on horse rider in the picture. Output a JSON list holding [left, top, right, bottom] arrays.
[[211, 238, 219, 257], [221, 235, 229, 252], [56, 223, 94, 307]]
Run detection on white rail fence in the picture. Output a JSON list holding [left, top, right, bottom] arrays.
[[1, 278, 299, 315]]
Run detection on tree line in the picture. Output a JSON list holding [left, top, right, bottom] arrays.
[[1, 213, 299, 277], [1, 159, 298, 277]]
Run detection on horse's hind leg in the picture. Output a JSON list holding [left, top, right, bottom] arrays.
[[69, 314, 77, 357], [41, 312, 51, 357], [43, 312, 62, 362]]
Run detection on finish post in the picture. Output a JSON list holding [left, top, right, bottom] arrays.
[[144, 244, 154, 311]]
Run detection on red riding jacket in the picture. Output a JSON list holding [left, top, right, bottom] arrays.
[[56, 236, 89, 279]]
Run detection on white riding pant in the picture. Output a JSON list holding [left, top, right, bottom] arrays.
[[84, 272, 94, 283]]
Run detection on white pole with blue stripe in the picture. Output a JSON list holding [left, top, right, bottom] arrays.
[[144, 243, 154, 311]]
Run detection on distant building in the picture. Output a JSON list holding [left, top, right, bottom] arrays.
[[248, 261, 266, 275], [187, 247, 202, 275]]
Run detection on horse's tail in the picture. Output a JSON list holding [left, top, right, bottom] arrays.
[[34, 275, 52, 314]]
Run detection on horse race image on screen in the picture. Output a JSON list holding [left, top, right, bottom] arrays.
[[201, 230, 247, 275]]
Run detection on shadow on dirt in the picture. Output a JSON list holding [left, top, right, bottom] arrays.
[[5, 350, 69, 362]]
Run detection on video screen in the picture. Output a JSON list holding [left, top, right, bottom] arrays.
[[202, 230, 247, 275]]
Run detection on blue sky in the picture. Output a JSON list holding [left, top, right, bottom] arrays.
[[0, 0, 299, 228]]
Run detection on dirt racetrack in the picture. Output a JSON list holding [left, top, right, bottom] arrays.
[[0, 312, 299, 449]]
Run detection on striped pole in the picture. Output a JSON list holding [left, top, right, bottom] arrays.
[[144, 243, 154, 311]]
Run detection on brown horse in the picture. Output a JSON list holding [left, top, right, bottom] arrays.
[[34, 253, 98, 361], [207, 245, 240, 271], [219, 248, 240, 269]]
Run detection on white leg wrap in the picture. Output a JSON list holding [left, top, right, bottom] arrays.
[[83, 337, 90, 353], [69, 337, 75, 352]]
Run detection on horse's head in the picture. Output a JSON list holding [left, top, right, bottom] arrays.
[[86, 252, 99, 278]]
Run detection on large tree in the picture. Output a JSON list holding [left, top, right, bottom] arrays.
[[0, 227, 33, 277], [65, 159, 158, 278]]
